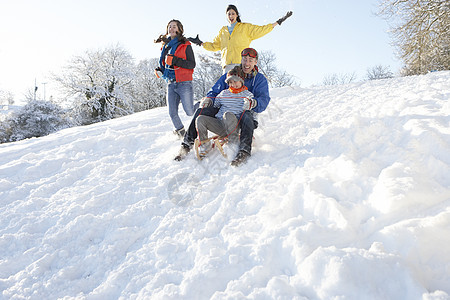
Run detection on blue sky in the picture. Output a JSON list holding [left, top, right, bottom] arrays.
[[0, 0, 401, 102]]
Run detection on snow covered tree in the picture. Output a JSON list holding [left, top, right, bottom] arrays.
[[54, 44, 137, 124], [193, 52, 222, 99], [378, 0, 450, 75], [132, 58, 166, 111], [366, 65, 394, 80], [0, 121, 11, 143], [1, 100, 72, 143], [257, 50, 297, 88]]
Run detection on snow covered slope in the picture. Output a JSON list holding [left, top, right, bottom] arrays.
[[1, 71, 449, 299]]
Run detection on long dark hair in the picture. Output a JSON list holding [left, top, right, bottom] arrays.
[[154, 19, 187, 44], [227, 4, 241, 22]]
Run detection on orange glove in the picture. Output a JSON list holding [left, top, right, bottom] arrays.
[[165, 54, 174, 66], [154, 68, 161, 78]]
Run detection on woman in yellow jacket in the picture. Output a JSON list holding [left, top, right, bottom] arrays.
[[188, 5, 292, 73]]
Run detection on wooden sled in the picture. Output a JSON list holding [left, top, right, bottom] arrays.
[[194, 136, 228, 160]]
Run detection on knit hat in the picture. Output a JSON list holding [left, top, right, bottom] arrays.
[[226, 66, 245, 84]]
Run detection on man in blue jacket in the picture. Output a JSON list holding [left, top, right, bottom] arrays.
[[174, 48, 270, 166]]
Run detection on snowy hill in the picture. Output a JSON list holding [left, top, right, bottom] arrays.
[[1, 71, 449, 299]]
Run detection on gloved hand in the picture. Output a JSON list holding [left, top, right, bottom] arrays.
[[276, 11, 293, 25], [154, 67, 162, 78], [165, 54, 174, 66], [154, 34, 169, 44], [187, 34, 203, 46], [243, 97, 257, 110], [200, 97, 213, 107]]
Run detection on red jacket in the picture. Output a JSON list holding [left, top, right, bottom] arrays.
[[173, 42, 194, 82]]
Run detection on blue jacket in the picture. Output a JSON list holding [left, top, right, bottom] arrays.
[[206, 70, 270, 113]]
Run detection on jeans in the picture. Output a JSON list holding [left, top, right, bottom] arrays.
[[167, 81, 194, 130], [238, 110, 257, 154]]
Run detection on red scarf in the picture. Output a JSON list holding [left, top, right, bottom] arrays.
[[228, 85, 248, 94]]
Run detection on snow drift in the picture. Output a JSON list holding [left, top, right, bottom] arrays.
[[1, 71, 449, 299]]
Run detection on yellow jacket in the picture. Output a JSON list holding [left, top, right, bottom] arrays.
[[203, 22, 273, 68]]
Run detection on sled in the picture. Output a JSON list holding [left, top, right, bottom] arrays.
[[194, 136, 228, 160]]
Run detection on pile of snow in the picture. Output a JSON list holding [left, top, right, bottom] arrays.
[[1, 71, 449, 299]]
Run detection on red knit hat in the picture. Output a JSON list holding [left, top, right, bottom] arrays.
[[226, 66, 245, 84]]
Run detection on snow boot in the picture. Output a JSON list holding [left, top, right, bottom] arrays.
[[197, 141, 212, 160], [231, 150, 250, 167], [174, 143, 191, 161], [173, 127, 186, 139]]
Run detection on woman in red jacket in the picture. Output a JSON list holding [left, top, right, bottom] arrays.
[[155, 20, 196, 138]]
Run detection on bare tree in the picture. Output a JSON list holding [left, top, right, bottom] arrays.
[[366, 65, 394, 80], [24, 88, 37, 102], [257, 50, 297, 88], [378, 0, 450, 75], [322, 72, 357, 85]]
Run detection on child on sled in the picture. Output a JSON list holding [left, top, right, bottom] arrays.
[[195, 65, 255, 159]]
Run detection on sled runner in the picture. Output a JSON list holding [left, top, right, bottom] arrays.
[[194, 135, 228, 160]]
